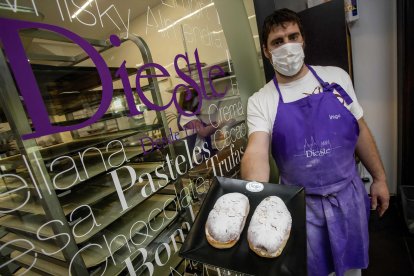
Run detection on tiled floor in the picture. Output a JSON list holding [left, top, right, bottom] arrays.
[[363, 196, 414, 276]]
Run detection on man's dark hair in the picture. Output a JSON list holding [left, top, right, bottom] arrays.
[[262, 8, 305, 47]]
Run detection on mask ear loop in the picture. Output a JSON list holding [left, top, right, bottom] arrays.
[[265, 47, 273, 66], [267, 47, 277, 70]]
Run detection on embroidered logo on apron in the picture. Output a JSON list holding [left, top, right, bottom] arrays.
[[293, 136, 342, 158]]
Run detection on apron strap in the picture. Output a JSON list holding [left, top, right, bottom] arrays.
[[324, 83, 354, 105], [306, 65, 325, 84], [307, 65, 354, 105], [272, 76, 284, 103], [273, 65, 354, 105]]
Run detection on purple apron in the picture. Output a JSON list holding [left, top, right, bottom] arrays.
[[271, 66, 370, 276]]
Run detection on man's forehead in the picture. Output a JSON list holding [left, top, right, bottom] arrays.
[[270, 22, 300, 35]]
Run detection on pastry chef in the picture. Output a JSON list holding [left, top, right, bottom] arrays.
[[241, 8, 390, 276]]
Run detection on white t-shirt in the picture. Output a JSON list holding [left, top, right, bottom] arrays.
[[247, 66, 363, 136]]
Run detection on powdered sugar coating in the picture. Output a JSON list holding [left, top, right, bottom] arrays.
[[206, 193, 249, 243], [247, 196, 292, 255]]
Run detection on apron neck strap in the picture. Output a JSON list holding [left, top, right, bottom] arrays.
[[272, 76, 284, 102], [307, 65, 325, 85], [308, 65, 354, 105], [272, 65, 354, 105], [273, 65, 315, 103]]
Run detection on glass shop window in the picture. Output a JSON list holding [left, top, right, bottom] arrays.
[[0, 1, 249, 275]]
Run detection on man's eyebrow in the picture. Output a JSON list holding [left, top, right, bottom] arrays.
[[288, 32, 301, 37], [270, 37, 284, 43]]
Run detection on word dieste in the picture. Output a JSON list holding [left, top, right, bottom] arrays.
[[0, 18, 228, 140], [305, 148, 331, 158]]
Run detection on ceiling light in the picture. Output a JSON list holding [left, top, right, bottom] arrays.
[[71, 0, 94, 19], [158, 3, 214, 33], [60, 91, 80, 94]]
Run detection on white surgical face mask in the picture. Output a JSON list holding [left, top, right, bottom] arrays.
[[270, 42, 305, 77]]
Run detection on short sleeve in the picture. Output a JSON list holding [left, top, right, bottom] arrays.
[[338, 68, 364, 120], [247, 94, 271, 136]]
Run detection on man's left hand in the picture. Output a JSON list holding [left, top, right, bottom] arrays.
[[370, 180, 390, 217]]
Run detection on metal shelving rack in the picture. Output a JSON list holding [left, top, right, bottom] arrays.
[[0, 30, 190, 275]]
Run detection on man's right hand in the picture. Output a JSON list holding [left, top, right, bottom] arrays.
[[241, 131, 271, 182]]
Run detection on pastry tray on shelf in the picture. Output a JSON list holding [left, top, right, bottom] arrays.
[[179, 176, 306, 276], [0, 125, 161, 166]]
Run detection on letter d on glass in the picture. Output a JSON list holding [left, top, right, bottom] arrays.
[[0, 18, 113, 140]]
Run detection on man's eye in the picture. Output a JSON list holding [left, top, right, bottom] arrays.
[[289, 35, 298, 41]]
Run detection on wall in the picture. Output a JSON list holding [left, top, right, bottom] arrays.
[[349, 0, 398, 193]]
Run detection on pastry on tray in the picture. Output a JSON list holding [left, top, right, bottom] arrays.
[[205, 193, 250, 249], [247, 196, 292, 258]]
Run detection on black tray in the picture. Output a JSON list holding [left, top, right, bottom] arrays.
[[179, 176, 307, 276]]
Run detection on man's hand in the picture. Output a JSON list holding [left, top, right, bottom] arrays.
[[356, 118, 390, 217], [370, 179, 390, 217]]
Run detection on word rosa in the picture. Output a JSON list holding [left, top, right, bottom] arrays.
[[0, 18, 228, 140]]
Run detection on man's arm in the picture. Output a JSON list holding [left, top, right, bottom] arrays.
[[355, 118, 390, 216], [241, 132, 270, 182], [184, 120, 216, 138]]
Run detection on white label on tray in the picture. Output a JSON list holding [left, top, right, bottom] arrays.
[[246, 181, 264, 192]]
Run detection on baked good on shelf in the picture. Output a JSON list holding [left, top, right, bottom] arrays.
[[247, 196, 292, 258], [205, 193, 250, 248]]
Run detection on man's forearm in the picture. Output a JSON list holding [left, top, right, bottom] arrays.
[[241, 154, 270, 182], [241, 150, 270, 182], [355, 119, 386, 182], [241, 132, 271, 182], [356, 118, 390, 215]]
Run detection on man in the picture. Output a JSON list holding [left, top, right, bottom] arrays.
[[241, 8, 389, 276]]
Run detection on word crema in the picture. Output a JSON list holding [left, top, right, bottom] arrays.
[[0, 18, 229, 140]]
